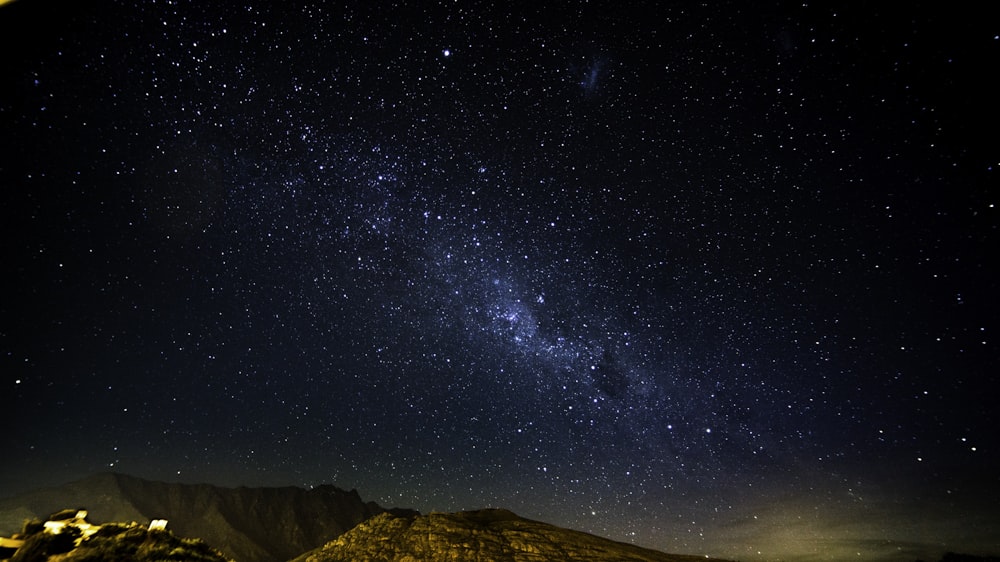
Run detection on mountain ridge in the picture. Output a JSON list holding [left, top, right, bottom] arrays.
[[0, 474, 741, 562], [0, 472, 414, 562]]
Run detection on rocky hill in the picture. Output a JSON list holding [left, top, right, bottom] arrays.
[[291, 508, 734, 562], [5, 513, 232, 562], [0, 473, 415, 562]]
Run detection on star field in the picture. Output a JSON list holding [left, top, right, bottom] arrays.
[[2, 2, 998, 561]]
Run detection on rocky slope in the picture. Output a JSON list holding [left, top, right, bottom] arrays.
[[0, 472, 414, 562], [291, 508, 734, 562], [7, 516, 232, 562]]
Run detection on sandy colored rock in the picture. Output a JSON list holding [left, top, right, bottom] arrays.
[[293, 509, 732, 562]]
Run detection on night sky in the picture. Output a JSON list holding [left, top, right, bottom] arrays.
[[2, 1, 998, 561]]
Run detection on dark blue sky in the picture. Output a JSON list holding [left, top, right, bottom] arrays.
[[2, 2, 998, 560]]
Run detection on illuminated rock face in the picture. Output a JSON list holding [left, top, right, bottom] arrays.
[[11, 518, 232, 562], [292, 509, 733, 562]]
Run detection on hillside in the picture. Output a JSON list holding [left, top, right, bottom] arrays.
[[292, 508, 735, 562]]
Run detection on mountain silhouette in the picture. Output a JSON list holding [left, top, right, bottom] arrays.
[[0, 472, 415, 562]]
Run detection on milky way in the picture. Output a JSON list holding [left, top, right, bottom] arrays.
[[2, 2, 998, 561]]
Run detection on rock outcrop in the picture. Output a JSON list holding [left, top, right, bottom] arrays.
[[292, 508, 733, 562], [8, 512, 232, 562], [0, 473, 415, 562]]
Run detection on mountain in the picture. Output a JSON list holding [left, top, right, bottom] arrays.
[[0, 472, 415, 562], [291, 508, 735, 562], [1, 475, 733, 562]]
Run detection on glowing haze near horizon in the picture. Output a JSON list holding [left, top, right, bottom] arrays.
[[1, 2, 998, 561]]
